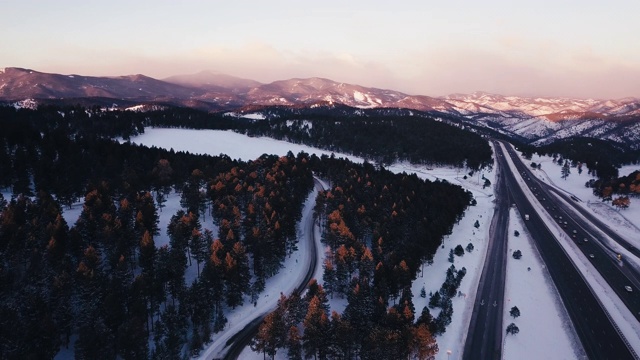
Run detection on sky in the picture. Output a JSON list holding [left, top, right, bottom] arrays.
[[1, 0, 639, 99]]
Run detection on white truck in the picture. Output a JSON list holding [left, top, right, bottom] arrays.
[[525, 214, 530, 220]]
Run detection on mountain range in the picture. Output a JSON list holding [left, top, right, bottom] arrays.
[[1, 67, 639, 149]]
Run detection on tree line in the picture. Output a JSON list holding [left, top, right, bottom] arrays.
[[242, 111, 493, 170]]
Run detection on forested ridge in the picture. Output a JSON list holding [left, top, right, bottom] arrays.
[[242, 109, 493, 170], [0, 105, 476, 359], [253, 158, 471, 359], [0, 104, 493, 169]]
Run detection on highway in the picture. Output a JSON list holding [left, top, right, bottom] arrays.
[[498, 141, 637, 359], [221, 179, 325, 360], [462, 146, 510, 360], [502, 143, 640, 319]]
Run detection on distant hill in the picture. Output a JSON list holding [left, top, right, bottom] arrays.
[[1, 67, 639, 149]]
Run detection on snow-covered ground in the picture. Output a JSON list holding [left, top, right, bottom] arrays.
[[408, 164, 495, 360], [503, 209, 581, 359], [126, 128, 362, 163]]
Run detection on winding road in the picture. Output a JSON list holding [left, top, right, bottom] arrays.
[[220, 178, 325, 360]]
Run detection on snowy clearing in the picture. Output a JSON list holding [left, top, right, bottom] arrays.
[[126, 128, 362, 163]]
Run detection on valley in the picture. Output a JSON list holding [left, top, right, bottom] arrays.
[[0, 74, 639, 360]]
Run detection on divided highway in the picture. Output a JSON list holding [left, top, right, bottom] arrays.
[[498, 142, 637, 359], [503, 143, 640, 318]]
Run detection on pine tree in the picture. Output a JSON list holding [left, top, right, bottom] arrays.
[[303, 296, 329, 360], [286, 325, 303, 360], [189, 228, 205, 276], [328, 311, 353, 359], [510, 306, 521, 318], [252, 311, 285, 359], [561, 160, 571, 180], [410, 323, 439, 360], [322, 256, 337, 298], [225, 242, 250, 308], [429, 291, 441, 309], [153, 304, 186, 359]]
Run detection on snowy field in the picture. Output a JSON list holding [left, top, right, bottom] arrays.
[[125, 127, 363, 163]]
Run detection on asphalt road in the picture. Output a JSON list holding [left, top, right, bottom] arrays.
[[499, 142, 637, 359], [502, 143, 640, 320], [221, 178, 324, 360], [462, 146, 510, 360]]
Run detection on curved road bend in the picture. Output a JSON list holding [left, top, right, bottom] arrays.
[[222, 178, 325, 360], [502, 143, 640, 319], [463, 144, 511, 360], [498, 142, 636, 359]]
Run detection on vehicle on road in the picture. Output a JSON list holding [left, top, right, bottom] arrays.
[[589, 254, 595, 259], [583, 238, 588, 243], [525, 214, 530, 220], [625, 286, 633, 292]]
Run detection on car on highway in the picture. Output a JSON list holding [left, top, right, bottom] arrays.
[[589, 254, 595, 259], [583, 238, 588, 243], [625, 286, 633, 292]]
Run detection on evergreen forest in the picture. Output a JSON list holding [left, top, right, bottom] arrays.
[[0, 105, 484, 359]]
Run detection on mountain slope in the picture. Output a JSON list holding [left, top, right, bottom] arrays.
[[1, 67, 639, 149], [0, 67, 201, 100], [163, 70, 262, 92]]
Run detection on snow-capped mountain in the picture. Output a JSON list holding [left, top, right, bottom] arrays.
[[1, 67, 639, 149]]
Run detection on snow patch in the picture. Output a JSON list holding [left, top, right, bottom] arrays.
[[12, 99, 38, 110], [353, 90, 366, 102], [240, 113, 265, 120], [125, 105, 146, 112]]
